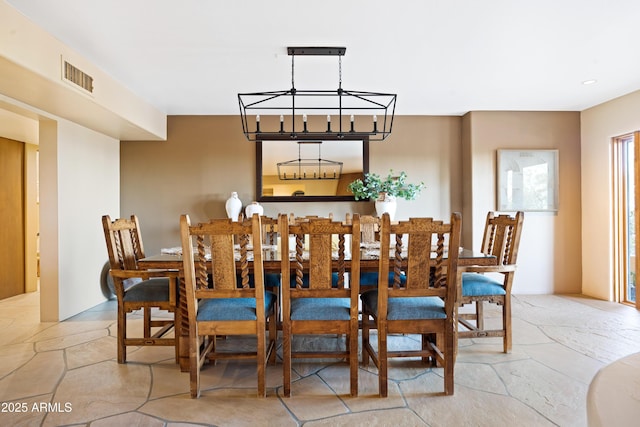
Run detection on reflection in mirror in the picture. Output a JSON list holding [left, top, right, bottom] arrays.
[[257, 139, 369, 202]]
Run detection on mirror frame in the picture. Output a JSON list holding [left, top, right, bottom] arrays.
[[256, 137, 369, 202]]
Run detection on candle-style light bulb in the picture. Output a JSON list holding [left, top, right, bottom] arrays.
[[327, 114, 332, 132], [372, 114, 377, 133], [256, 115, 260, 133], [279, 114, 284, 133], [350, 114, 355, 132], [303, 114, 307, 122], [303, 114, 308, 132]]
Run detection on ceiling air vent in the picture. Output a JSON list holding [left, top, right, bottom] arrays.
[[62, 59, 94, 94]]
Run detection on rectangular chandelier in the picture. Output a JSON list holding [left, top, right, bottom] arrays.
[[277, 141, 343, 180], [238, 47, 396, 142]]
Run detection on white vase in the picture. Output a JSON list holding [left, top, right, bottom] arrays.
[[375, 192, 397, 220], [225, 192, 242, 221], [245, 201, 264, 219]]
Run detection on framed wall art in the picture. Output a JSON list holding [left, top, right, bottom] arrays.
[[497, 149, 559, 212]]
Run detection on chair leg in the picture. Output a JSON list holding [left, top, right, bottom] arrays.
[[173, 308, 181, 364], [476, 300, 484, 330], [144, 307, 151, 338], [444, 325, 455, 396], [453, 306, 459, 363], [190, 335, 200, 399], [378, 322, 388, 398], [273, 289, 281, 330], [503, 294, 512, 353], [268, 311, 277, 365], [432, 332, 445, 367], [349, 328, 358, 397], [256, 326, 267, 398], [117, 307, 126, 364], [283, 323, 292, 397], [361, 311, 370, 366], [210, 334, 218, 365], [421, 334, 430, 364]]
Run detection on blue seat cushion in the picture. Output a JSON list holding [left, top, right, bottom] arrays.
[[360, 289, 446, 320], [123, 278, 170, 302], [290, 298, 351, 321], [462, 272, 506, 296], [289, 272, 339, 288], [196, 291, 277, 321], [360, 272, 407, 287]]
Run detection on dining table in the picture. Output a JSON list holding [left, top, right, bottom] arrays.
[[138, 245, 497, 371]]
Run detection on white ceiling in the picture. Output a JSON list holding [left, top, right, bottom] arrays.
[[7, 0, 640, 116]]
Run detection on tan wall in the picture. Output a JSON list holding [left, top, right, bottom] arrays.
[[581, 89, 640, 300], [122, 113, 582, 295], [121, 115, 463, 253], [464, 111, 582, 294]]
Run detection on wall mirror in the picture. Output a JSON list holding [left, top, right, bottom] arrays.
[[256, 138, 369, 202]]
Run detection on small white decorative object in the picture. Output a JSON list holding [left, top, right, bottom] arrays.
[[225, 192, 242, 221], [375, 192, 397, 220], [245, 201, 264, 219]]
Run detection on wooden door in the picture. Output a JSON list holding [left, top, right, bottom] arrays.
[[0, 137, 25, 299]]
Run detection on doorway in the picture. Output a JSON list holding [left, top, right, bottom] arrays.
[[613, 132, 638, 308], [0, 136, 25, 299]]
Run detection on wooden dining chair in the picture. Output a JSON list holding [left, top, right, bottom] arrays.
[[223, 214, 282, 333], [285, 213, 340, 288], [457, 211, 524, 353], [279, 213, 361, 397], [361, 212, 462, 396], [356, 215, 406, 290], [288, 212, 334, 225], [359, 214, 379, 244], [261, 215, 279, 246], [102, 214, 179, 364], [180, 214, 277, 398], [259, 215, 282, 327]]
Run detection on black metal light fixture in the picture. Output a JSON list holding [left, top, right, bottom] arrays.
[[277, 141, 343, 180], [238, 47, 396, 142]]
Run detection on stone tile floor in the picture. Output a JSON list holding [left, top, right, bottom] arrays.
[[0, 292, 639, 426]]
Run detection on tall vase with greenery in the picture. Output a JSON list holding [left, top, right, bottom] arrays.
[[347, 170, 424, 218]]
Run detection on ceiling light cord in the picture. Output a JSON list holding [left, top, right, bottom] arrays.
[[291, 54, 296, 92], [339, 55, 342, 91]]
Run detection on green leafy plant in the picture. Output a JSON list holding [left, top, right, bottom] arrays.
[[348, 170, 424, 201]]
